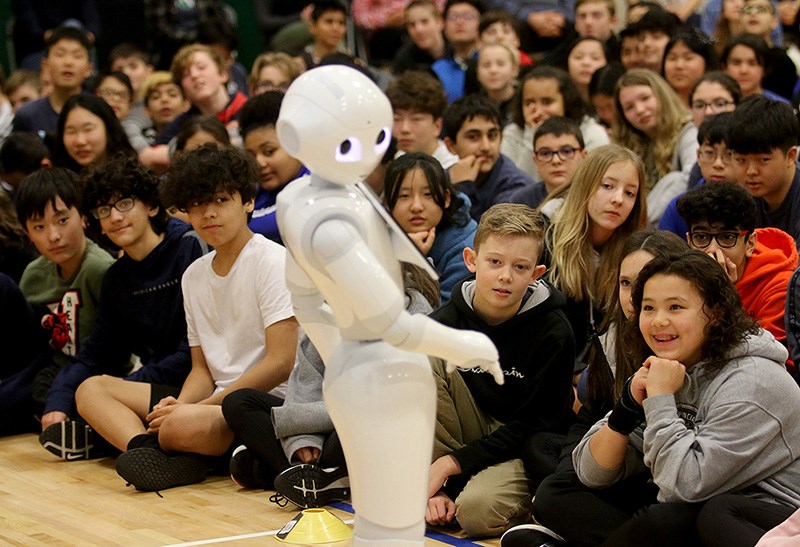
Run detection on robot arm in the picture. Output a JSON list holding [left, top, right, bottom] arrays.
[[285, 253, 341, 364], [311, 218, 504, 385], [385, 313, 504, 385]]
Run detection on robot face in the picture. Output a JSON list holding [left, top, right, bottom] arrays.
[[277, 65, 393, 185]]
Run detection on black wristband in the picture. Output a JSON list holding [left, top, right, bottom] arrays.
[[606, 376, 645, 435]]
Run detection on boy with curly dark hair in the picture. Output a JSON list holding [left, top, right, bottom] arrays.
[[106, 145, 298, 492], [39, 154, 209, 460]]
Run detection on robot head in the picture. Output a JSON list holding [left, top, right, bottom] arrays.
[[277, 65, 393, 185]]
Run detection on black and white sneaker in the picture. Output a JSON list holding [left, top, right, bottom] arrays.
[[273, 464, 350, 508], [229, 445, 272, 489], [39, 419, 94, 460], [501, 524, 566, 547], [115, 447, 208, 492]]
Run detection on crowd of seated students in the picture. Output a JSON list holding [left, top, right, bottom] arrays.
[[4, 0, 800, 544]]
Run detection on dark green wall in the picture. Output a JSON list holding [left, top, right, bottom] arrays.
[[0, 1, 268, 79], [0, 0, 12, 77]]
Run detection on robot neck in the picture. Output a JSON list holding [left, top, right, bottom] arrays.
[[310, 172, 348, 190]]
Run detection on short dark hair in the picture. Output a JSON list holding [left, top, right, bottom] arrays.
[[626, 8, 681, 37], [45, 26, 92, 57], [512, 66, 587, 128], [90, 71, 134, 99], [726, 95, 799, 154], [662, 26, 718, 74], [174, 115, 231, 151], [533, 116, 585, 149], [721, 33, 770, 71], [109, 42, 150, 65], [589, 62, 625, 98], [161, 145, 258, 212], [53, 94, 135, 172], [312, 0, 347, 21], [383, 152, 470, 231], [0, 132, 49, 175], [442, 94, 501, 139], [697, 111, 733, 146], [80, 154, 169, 235], [479, 10, 518, 35], [14, 167, 81, 223], [444, 0, 486, 16], [386, 71, 448, 118], [239, 91, 283, 139], [677, 182, 757, 233], [688, 71, 741, 106]]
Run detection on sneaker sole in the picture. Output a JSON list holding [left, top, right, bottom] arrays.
[[273, 464, 350, 508], [39, 420, 94, 460], [115, 447, 208, 492]]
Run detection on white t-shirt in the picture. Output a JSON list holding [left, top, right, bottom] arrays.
[[182, 234, 294, 397]]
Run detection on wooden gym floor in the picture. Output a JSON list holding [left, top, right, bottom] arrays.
[[0, 433, 501, 546]]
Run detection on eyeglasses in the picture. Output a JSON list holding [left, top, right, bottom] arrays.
[[446, 12, 479, 21], [688, 230, 749, 248], [254, 81, 290, 93], [697, 147, 734, 163], [741, 4, 772, 14], [97, 88, 131, 102], [691, 99, 734, 112], [91, 197, 136, 219], [534, 145, 582, 162]]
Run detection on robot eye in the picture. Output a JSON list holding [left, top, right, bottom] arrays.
[[374, 127, 391, 156], [336, 137, 363, 162]]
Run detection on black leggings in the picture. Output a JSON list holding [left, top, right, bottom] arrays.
[[534, 469, 704, 546], [696, 494, 796, 547], [221, 388, 346, 484]]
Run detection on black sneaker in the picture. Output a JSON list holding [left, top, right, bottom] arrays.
[[501, 524, 566, 547], [115, 447, 208, 492], [40, 419, 94, 460], [229, 445, 273, 489], [273, 464, 350, 508]]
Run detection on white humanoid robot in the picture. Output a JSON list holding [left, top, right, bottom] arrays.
[[276, 65, 503, 546]]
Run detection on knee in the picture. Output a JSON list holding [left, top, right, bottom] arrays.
[[157, 406, 192, 452], [455, 486, 532, 537], [75, 375, 110, 413]]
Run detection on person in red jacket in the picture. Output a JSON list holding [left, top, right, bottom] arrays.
[[677, 181, 798, 373]]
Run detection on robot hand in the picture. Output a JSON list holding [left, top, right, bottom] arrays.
[[443, 331, 504, 385]]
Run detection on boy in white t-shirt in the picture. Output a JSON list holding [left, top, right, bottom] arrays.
[[107, 144, 298, 491]]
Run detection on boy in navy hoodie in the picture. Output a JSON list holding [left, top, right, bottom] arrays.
[[443, 95, 534, 220], [426, 203, 575, 537], [39, 155, 208, 460]]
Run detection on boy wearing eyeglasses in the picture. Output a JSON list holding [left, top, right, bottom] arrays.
[[659, 111, 736, 237], [741, 0, 798, 99], [509, 116, 587, 209], [37, 155, 208, 460], [677, 181, 798, 373]]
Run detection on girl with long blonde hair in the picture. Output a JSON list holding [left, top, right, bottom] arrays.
[[547, 144, 647, 363], [613, 69, 697, 224]]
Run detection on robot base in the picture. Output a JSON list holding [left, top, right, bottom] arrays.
[[324, 339, 436, 546]]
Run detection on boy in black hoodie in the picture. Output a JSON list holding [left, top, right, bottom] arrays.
[[426, 203, 576, 537], [39, 154, 208, 460]]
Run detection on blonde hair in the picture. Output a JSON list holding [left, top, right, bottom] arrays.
[[170, 43, 226, 86], [139, 71, 181, 103], [613, 69, 690, 189], [249, 51, 303, 92], [547, 144, 647, 309], [478, 41, 520, 71], [474, 203, 546, 260]]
